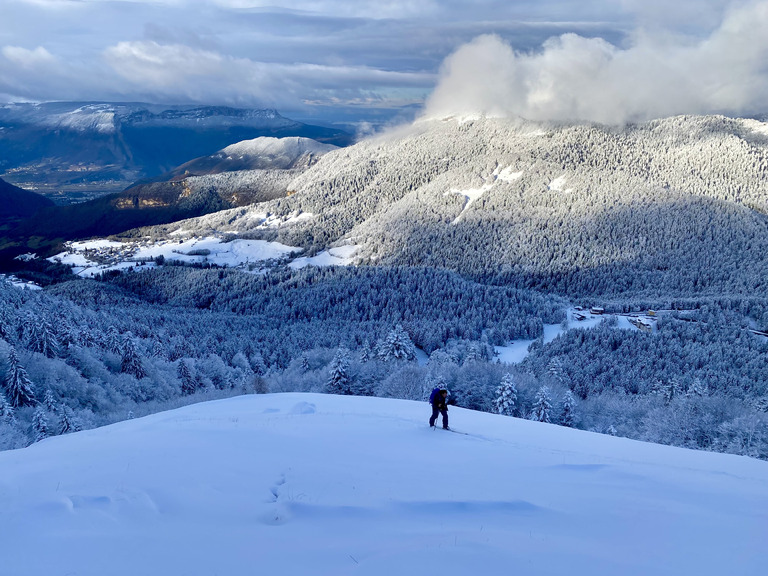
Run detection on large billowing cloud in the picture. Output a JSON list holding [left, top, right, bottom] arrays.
[[424, 1, 768, 123]]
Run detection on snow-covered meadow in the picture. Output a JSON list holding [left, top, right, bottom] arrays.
[[2, 393, 766, 576], [49, 236, 303, 276]]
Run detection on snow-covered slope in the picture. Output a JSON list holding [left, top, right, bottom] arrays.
[[168, 114, 768, 296], [2, 393, 766, 576]]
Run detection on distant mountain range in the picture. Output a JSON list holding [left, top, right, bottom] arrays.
[[0, 102, 351, 203]]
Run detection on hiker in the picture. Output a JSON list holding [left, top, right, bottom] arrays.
[[429, 387, 449, 429]]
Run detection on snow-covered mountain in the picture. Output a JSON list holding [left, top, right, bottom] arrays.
[[117, 136, 340, 215], [2, 393, 766, 576], [0, 102, 350, 202], [168, 136, 339, 177], [163, 114, 768, 297]]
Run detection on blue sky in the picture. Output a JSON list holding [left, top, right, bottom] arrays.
[[1, 1, 765, 128]]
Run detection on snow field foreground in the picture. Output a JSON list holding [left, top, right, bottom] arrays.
[[1, 393, 767, 576]]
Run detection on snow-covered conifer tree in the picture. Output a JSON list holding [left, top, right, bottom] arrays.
[[32, 407, 49, 442], [43, 389, 58, 414], [377, 324, 416, 362], [326, 347, 352, 395], [58, 406, 81, 435], [493, 373, 518, 416], [152, 340, 167, 360], [530, 386, 553, 423], [0, 393, 15, 423], [559, 390, 577, 427], [4, 347, 36, 408], [178, 360, 196, 396], [25, 315, 60, 358], [360, 341, 371, 363], [250, 352, 267, 376], [121, 333, 147, 379], [687, 378, 708, 397], [106, 325, 122, 354]]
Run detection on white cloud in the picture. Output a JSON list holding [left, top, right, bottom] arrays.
[[424, 0, 768, 124], [1, 46, 57, 67], [210, 0, 440, 19], [101, 40, 432, 107]]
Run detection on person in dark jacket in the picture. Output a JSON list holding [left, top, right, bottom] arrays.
[[429, 388, 449, 429]]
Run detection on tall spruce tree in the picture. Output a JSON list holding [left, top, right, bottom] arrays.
[[560, 390, 577, 427], [493, 373, 518, 416], [32, 407, 49, 442], [121, 333, 147, 379], [4, 347, 36, 408], [178, 360, 196, 396], [0, 392, 15, 423], [327, 347, 352, 395], [530, 386, 553, 423]]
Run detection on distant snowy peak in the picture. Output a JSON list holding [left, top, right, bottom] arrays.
[[164, 136, 339, 178], [218, 137, 338, 168]]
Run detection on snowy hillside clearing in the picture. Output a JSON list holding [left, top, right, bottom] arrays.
[[48, 233, 319, 276], [445, 164, 523, 221], [289, 244, 360, 269], [2, 393, 766, 576]]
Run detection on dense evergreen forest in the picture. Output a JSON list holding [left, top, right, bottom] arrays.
[[2, 264, 767, 458]]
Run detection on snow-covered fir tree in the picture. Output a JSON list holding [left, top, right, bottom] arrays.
[[32, 407, 49, 442], [530, 386, 553, 423], [4, 347, 36, 408], [493, 373, 518, 416], [178, 360, 196, 396], [0, 393, 15, 423], [377, 324, 416, 362], [59, 406, 81, 435], [121, 333, 147, 379], [687, 378, 708, 397], [326, 347, 352, 395], [560, 390, 577, 427], [152, 340, 167, 360], [28, 317, 59, 358], [106, 325, 122, 354], [360, 341, 372, 363], [43, 389, 58, 414]]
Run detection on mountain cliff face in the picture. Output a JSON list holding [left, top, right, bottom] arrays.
[[177, 114, 768, 297], [0, 102, 350, 202]]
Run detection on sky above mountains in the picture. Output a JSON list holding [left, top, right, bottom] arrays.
[[1, 1, 767, 128]]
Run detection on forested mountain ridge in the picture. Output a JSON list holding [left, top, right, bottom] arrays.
[[166, 114, 768, 297], [1, 137, 339, 263], [0, 177, 54, 219]]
